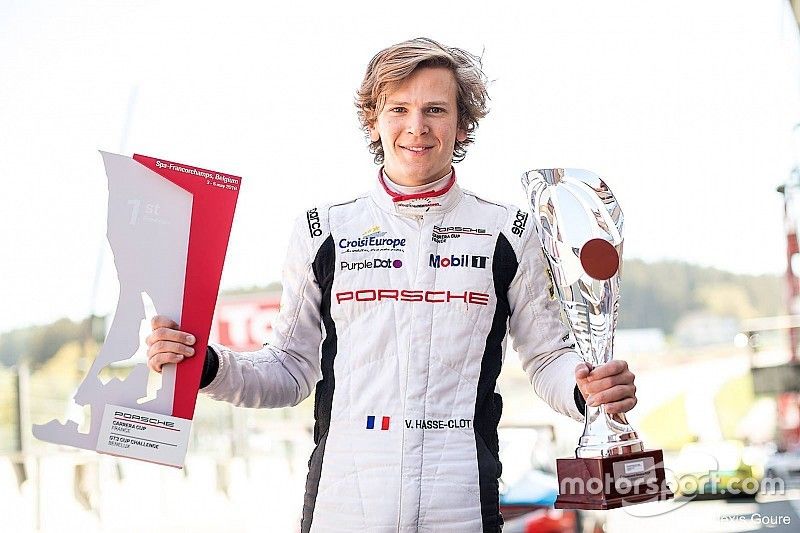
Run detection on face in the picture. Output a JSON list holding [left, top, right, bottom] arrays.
[[369, 67, 467, 187]]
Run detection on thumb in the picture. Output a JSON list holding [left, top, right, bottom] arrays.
[[574, 362, 590, 380]]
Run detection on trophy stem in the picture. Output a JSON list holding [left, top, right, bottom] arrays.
[[576, 403, 644, 458]]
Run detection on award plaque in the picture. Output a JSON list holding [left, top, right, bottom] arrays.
[[522, 168, 672, 509], [33, 152, 241, 467]]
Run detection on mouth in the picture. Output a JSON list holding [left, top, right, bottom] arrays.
[[401, 145, 433, 155]]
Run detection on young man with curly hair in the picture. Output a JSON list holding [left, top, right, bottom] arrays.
[[146, 37, 637, 533]]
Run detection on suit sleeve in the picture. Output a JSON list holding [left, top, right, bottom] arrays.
[[507, 222, 585, 422], [199, 215, 323, 408]]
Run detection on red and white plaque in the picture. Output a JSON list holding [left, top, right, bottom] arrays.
[[33, 152, 241, 467]]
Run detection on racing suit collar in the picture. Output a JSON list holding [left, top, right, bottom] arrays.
[[371, 167, 463, 217]]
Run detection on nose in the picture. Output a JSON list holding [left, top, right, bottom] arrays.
[[406, 110, 429, 136]]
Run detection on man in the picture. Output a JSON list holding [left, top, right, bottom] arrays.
[[146, 37, 636, 532]]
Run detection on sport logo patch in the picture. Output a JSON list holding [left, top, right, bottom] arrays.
[[362, 225, 386, 238], [341, 258, 403, 271], [429, 254, 488, 269], [397, 198, 441, 211], [336, 289, 489, 306], [511, 210, 529, 237], [306, 208, 322, 238], [431, 225, 492, 244], [338, 235, 406, 253], [366, 415, 390, 430]]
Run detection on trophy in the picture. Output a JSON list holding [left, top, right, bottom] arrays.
[[522, 168, 672, 509], [33, 153, 241, 468]]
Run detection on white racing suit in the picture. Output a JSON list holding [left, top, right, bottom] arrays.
[[200, 170, 585, 532]]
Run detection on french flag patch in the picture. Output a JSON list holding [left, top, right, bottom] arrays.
[[366, 415, 390, 430]]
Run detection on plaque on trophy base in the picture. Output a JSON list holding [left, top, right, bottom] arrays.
[[554, 449, 670, 509]]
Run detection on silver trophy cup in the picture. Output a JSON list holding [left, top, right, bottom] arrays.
[[522, 168, 643, 458]]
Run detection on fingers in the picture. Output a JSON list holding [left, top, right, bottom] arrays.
[[582, 371, 635, 396], [151, 315, 179, 331], [148, 340, 195, 358], [146, 339, 196, 373], [148, 351, 187, 373], [146, 327, 195, 348], [603, 396, 638, 414], [146, 315, 196, 374], [581, 361, 638, 414], [582, 360, 633, 392], [585, 360, 628, 382], [586, 384, 637, 408]]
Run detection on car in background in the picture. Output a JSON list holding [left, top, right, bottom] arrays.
[[764, 447, 800, 490], [672, 440, 760, 499], [498, 425, 605, 533]]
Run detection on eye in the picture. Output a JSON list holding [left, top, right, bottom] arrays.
[[428, 107, 445, 114], [389, 106, 406, 113]]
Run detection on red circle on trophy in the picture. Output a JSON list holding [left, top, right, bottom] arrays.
[[579, 238, 619, 280]]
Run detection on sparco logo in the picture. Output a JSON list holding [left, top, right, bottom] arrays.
[[341, 258, 403, 271], [429, 254, 488, 269], [114, 411, 175, 428], [431, 225, 491, 243], [306, 208, 322, 237], [336, 289, 489, 306], [512, 210, 529, 236]]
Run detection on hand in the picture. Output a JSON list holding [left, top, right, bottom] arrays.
[[574, 360, 637, 415], [145, 315, 196, 373]]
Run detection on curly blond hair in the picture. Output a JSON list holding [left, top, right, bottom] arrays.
[[355, 37, 489, 164]]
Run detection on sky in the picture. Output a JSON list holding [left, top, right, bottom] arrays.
[[2, 0, 800, 333]]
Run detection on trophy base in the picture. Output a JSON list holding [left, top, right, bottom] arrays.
[[554, 449, 673, 510]]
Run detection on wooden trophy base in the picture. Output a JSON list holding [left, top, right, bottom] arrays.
[[554, 449, 673, 510]]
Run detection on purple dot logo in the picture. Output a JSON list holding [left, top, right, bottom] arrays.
[[393, 260, 403, 268]]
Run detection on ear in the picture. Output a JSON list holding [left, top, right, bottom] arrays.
[[369, 125, 380, 142], [456, 128, 467, 143]]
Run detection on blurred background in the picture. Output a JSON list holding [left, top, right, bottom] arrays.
[[4, 0, 800, 531]]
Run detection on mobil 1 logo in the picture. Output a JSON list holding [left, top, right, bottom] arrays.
[[429, 254, 488, 269]]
